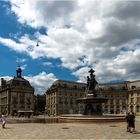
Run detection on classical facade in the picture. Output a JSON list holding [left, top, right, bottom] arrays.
[[97, 82, 128, 114], [127, 81, 140, 115], [0, 67, 34, 116], [46, 80, 140, 116], [46, 80, 86, 115]]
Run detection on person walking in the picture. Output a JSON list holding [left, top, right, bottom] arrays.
[[1, 113, 6, 128], [126, 112, 130, 132], [128, 111, 135, 133], [132, 112, 136, 132]]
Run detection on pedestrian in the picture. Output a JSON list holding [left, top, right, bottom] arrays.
[[132, 112, 136, 132], [126, 112, 130, 132], [128, 111, 135, 133], [1, 113, 6, 128]]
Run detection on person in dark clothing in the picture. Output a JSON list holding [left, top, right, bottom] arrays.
[[132, 112, 136, 131], [128, 111, 135, 133], [126, 112, 130, 132]]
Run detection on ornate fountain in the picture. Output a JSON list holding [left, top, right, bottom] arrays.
[[77, 68, 107, 115], [59, 69, 125, 122]]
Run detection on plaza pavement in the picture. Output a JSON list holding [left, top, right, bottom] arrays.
[[0, 121, 140, 139]]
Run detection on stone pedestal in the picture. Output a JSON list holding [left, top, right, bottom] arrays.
[[77, 95, 107, 115], [83, 103, 102, 115]]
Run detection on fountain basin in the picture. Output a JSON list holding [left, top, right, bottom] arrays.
[[59, 114, 126, 123]]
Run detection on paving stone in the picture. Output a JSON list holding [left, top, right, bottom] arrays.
[[0, 121, 140, 139]]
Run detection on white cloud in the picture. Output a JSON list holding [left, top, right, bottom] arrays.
[[20, 64, 27, 70], [72, 67, 91, 83], [16, 58, 27, 63], [42, 62, 53, 67], [3, 0, 140, 83], [10, 0, 77, 28], [0, 37, 26, 52], [25, 71, 57, 95], [0, 72, 57, 95]]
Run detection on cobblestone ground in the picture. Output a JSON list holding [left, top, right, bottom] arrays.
[[0, 121, 140, 139]]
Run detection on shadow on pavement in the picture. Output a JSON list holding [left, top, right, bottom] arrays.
[[3, 127, 12, 129], [132, 131, 140, 134]]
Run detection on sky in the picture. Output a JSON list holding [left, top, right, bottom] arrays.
[[1, 0, 140, 95]]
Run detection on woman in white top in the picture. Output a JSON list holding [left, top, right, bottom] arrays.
[[1, 113, 6, 128]]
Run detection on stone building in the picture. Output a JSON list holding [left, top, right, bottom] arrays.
[[97, 82, 128, 114], [0, 66, 34, 116], [46, 80, 86, 116], [46, 80, 140, 116], [127, 80, 140, 115], [99, 81, 140, 115]]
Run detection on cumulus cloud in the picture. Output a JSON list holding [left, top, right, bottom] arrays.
[[0, 72, 57, 95], [3, 0, 140, 83], [16, 58, 27, 70], [20, 64, 27, 70], [72, 66, 91, 83], [42, 62, 53, 67], [0, 37, 26, 52], [104, 1, 140, 20], [10, 0, 77, 28], [25, 72, 57, 95], [16, 58, 27, 63]]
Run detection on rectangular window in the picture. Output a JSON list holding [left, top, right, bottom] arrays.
[[136, 106, 140, 112], [74, 85, 77, 89], [131, 86, 136, 89], [136, 97, 140, 103], [110, 100, 114, 105], [130, 98, 134, 103]]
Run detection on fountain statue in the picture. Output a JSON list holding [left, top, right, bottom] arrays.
[[86, 68, 98, 97]]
